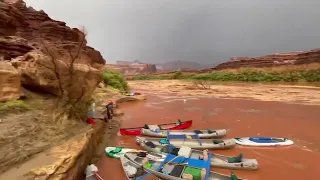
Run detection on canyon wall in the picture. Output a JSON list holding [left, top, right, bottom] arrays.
[[0, 0, 105, 101], [213, 49, 320, 70]]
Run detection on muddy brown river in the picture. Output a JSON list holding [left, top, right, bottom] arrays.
[[96, 92, 320, 180]]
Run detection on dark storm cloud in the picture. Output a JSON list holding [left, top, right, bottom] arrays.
[[25, 0, 320, 64]]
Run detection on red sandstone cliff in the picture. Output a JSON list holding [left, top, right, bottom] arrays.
[[0, 0, 105, 101], [214, 49, 320, 70]]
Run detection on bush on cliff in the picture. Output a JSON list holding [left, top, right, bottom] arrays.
[[102, 70, 128, 91]]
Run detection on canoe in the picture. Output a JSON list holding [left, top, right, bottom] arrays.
[[120, 151, 166, 180], [124, 151, 245, 180], [139, 143, 258, 170], [235, 137, 294, 147], [141, 128, 227, 139], [136, 136, 236, 150], [120, 119, 193, 136]]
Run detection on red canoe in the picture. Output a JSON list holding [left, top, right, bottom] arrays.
[[119, 120, 193, 136]]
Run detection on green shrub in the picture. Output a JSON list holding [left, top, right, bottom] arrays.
[[130, 69, 320, 83], [172, 71, 182, 79], [0, 100, 30, 114], [132, 75, 170, 80], [102, 70, 128, 91]]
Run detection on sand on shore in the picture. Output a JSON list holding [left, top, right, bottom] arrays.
[[128, 80, 320, 106]]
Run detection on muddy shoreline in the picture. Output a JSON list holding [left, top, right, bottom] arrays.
[[129, 80, 320, 106]]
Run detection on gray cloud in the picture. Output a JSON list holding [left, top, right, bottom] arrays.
[[25, 0, 320, 64]]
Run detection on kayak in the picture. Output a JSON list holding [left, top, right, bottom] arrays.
[[138, 143, 258, 170], [124, 151, 245, 180], [141, 128, 227, 139], [119, 119, 193, 136], [235, 137, 294, 147], [120, 151, 166, 180], [105, 147, 143, 158], [136, 136, 236, 150], [124, 92, 141, 96]]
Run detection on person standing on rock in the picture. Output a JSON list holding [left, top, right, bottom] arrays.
[[103, 100, 114, 129]]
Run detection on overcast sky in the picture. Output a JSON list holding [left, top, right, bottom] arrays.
[[25, 0, 320, 64]]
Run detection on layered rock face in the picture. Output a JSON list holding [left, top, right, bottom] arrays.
[[0, 0, 105, 101], [0, 61, 21, 102], [214, 49, 320, 70], [105, 61, 157, 75]]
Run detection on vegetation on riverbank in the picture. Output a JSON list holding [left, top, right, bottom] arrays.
[[132, 66, 320, 82], [102, 70, 128, 92], [0, 100, 30, 115]]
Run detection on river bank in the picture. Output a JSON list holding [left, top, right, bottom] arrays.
[[95, 80, 320, 180], [129, 80, 320, 106], [0, 86, 146, 180]]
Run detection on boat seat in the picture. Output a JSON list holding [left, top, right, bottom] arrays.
[[178, 146, 192, 158], [190, 153, 201, 160], [213, 139, 224, 144], [145, 141, 156, 148], [148, 125, 160, 131], [169, 165, 185, 177], [161, 164, 175, 174], [193, 130, 203, 134], [227, 153, 243, 163], [208, 129, 216, 134]]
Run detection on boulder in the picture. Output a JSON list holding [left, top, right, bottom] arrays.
[[0, 61, 21, 102], [12, 51, 102, 101], [98, 82, 105, 88]]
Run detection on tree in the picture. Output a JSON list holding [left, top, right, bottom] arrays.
[[37, 26, 95, 120]]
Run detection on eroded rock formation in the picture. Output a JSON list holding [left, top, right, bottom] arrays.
[[214, 49, 320, 70], [0, 0, 106, 101], [20, 121, 105, 180], [11, 52, 102, 100], [0, 61, 21, 102]]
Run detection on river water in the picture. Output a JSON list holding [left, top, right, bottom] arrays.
[[96, 92, 320, 180]]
